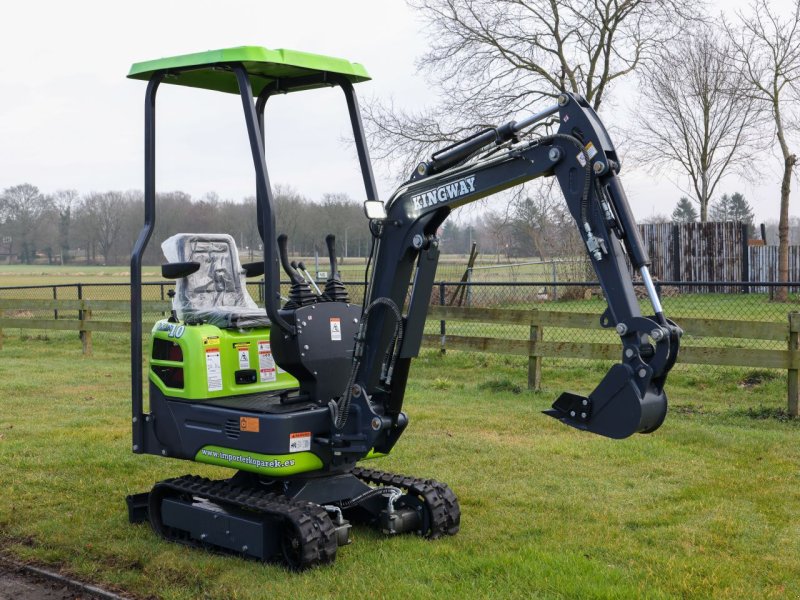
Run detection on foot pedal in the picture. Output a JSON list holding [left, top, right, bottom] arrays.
[[544, 364, 667, 439]]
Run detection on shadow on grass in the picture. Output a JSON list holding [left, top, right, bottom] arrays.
[[735, 405, 794, 422], [476, 378, 523, 394]]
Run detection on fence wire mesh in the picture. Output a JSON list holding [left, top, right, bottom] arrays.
[[0, 279, 797, 376]]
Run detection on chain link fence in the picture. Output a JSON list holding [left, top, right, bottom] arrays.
[[423, 281, 798, 371], [1, 279, 797, 377]]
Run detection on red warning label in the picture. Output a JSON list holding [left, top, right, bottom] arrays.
[[289, 431, 311, 453]]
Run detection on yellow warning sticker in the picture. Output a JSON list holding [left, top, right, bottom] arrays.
[[202, 336, 220, 346], [240, 417, 260, 433], [576, 141, 598, 167], [235, 343, 251, 369]]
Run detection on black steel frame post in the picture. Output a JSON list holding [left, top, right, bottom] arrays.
[[234, 66, 293, 335], [254, 89, 271, 245], [130, 75, 162, 453], [328, 75, 379, 201], [252, 73, 379, 317], [256, 74, 379, 204]]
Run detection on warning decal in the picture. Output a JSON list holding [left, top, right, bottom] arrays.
[[205, 347, 223, 392], [202, 336, 220, 346], [236, 343, 250, 369], [330, 317, 342, 341], [258, 340, 277, 382], [289, 431, 311, 453], [576, 141, 598, 167], [240, 416, 260, 433]]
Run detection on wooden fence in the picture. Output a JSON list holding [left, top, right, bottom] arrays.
[[424, 305, 800, 417], [0, 298, 169, 355], [638, 222, 748, 289], [748, 245, 800, 290], [1, 298, 799, 416]]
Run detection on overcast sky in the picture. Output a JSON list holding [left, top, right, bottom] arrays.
[[1, 0, 798, 224]]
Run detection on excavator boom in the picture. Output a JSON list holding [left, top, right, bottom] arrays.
[[352, 93, 681, 443]]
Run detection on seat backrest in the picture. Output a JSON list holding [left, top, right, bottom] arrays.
[[161, 233, 259, 320]]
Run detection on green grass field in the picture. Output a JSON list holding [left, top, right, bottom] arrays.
[[0, 265, 164, 287], [0, 333, 798, 599], [0, 257, 585, 288]]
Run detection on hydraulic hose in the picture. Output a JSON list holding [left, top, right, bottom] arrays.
[[337, 485, 402, 508], [533, 133, 593, 227], [330, 296, 403, 430]]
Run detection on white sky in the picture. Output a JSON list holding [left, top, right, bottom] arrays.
[[0, 0, 798, 224]]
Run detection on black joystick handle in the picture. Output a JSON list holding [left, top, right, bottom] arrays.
[[278, 234, 303, 284], [325, 234, 339, 279], [323, 234, 350, 302]]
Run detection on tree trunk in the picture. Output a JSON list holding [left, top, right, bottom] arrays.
[[775, 153, 796, 302], [700, 174, 709, 222]]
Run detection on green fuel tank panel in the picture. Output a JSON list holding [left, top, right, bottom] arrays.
[[148, 320, 298, 400]]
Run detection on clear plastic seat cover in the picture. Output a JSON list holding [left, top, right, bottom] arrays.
[[161, 233, 270, 329]]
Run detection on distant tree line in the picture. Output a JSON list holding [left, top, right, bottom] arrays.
[[0, 183, 379, 266], [0, 181, 594, 266]]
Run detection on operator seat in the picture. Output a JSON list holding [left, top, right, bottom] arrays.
[[161, 233, 270, 329]]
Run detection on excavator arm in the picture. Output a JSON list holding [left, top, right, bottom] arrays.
[[353, 92, 681, 445]]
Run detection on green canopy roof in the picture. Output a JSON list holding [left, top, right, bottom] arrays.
[[128, 46, 370, 94]]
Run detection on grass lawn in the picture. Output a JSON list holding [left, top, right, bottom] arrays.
[[0, 333, 798, 599], [0, 265, 164, 287], [0, 256, 581, 289]]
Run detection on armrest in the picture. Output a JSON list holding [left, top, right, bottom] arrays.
[[161, 261, 201, 279], [242, 261, 265, 278]]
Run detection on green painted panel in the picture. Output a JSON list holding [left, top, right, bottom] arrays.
[[128, 45, 370, 94], [148, 319, 297, 399], [195, 445, 322, 476]]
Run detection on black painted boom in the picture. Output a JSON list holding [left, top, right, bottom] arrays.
[[358, 93, 680, 442]]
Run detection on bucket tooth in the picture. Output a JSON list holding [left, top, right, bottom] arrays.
[[544, 364, 667, 439], [543, 392, 592, 430]]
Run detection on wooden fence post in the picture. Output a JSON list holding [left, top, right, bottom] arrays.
[[439, 282, 446, 355], [81, 308, 92, 356], [788, 312, 800, 417], [528, 322, 542, 391]]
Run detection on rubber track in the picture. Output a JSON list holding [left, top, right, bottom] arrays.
[[351, 466, 460, 539], [150, 475, 338, 570]]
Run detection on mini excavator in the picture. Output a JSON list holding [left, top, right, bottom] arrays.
[[126, 46, 681, 569]]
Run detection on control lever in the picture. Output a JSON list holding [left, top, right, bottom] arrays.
[[167, 289, 178, 323], [325, 234, 340, 279], [277, 234, 316, 308], [324, 234, 349, 302], [277, 234, 304, 284], [298, 261, 322, 295]]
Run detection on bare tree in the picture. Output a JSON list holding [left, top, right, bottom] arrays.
[[726, 0, 800, 301], [0, 184, 54, 263], [51, 189, 79, 264], [634, 26, 761, 222], [81, 191, 127, 264], [365, 0, 698, 176]]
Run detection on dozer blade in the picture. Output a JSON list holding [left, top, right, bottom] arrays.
[[543, 364, 667, 439]]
